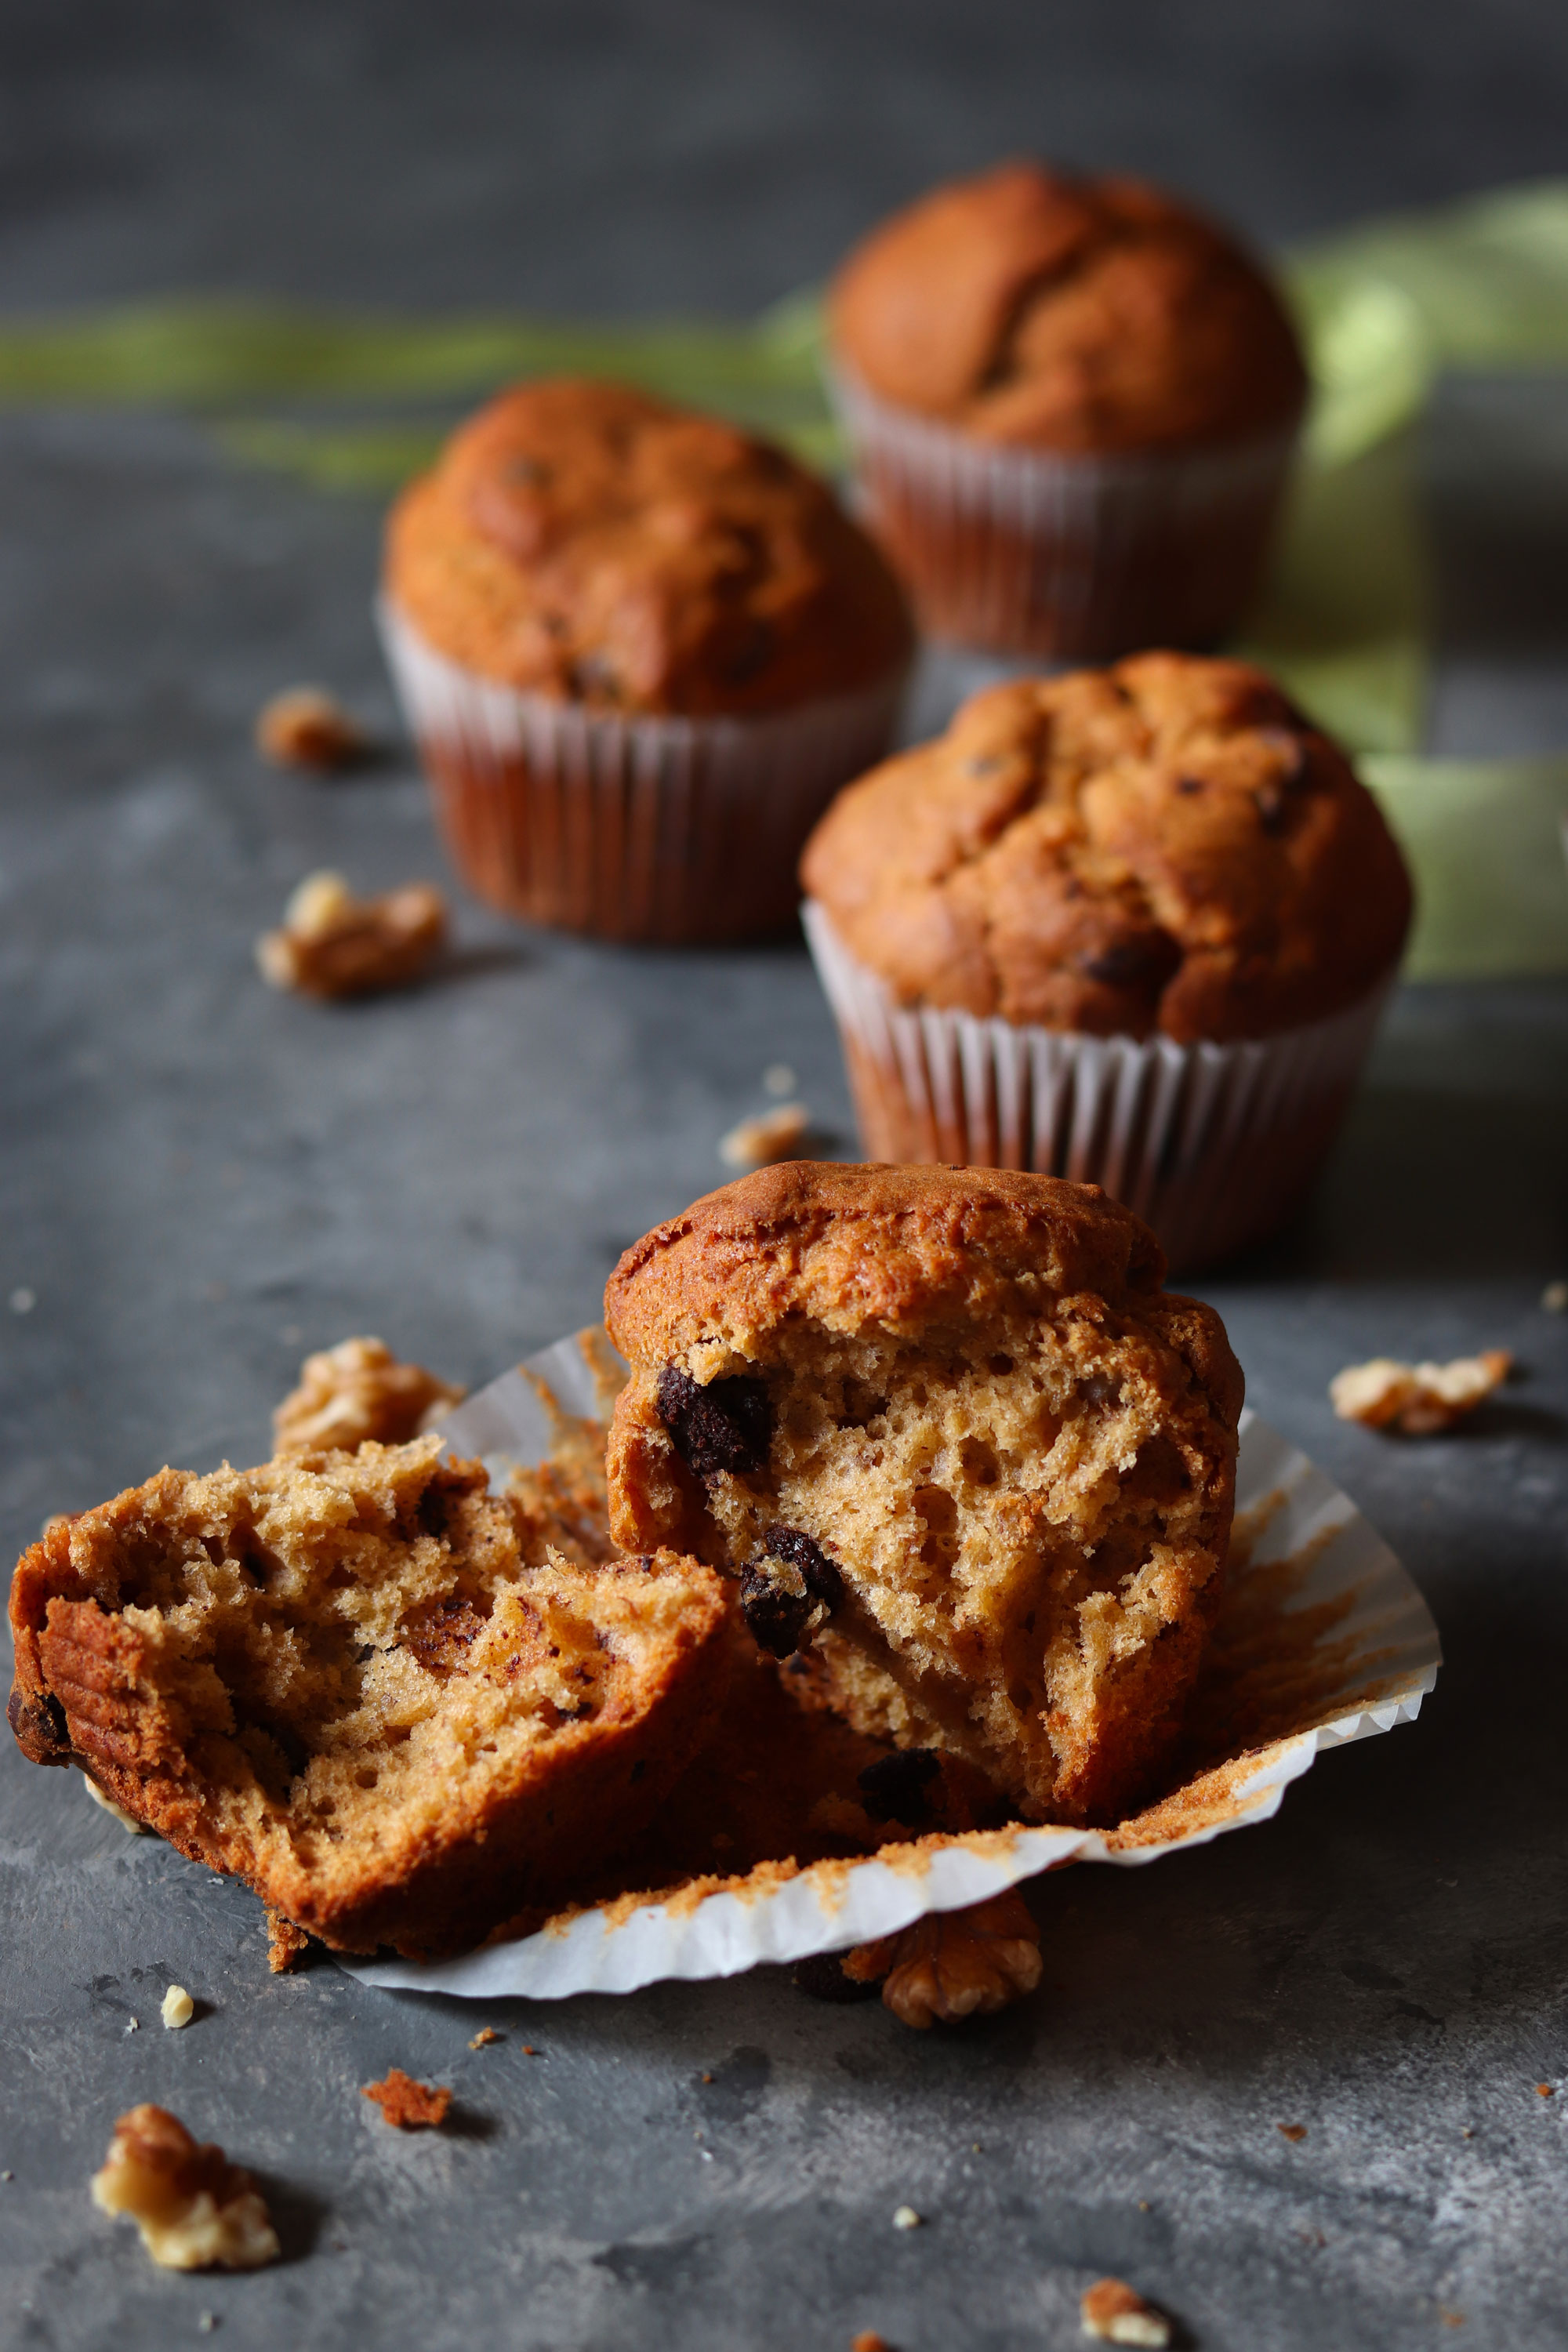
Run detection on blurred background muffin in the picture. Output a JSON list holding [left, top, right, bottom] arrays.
[[827, 162, 1308, 661], [800, 652, 1411, 1270], [381, 376, 913, 944]]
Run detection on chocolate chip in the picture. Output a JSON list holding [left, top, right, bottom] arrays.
[[858, 1748, 942, 1826], [1176, 775, 1205, 795], [1076, 933, 1180, 992], [8, 1686, 69, 1762], [739, 1568, 813, 1658], [417, 1483, 452, 1540], [657, 1367, 772, 1479], [793, 1952, 881, 2003], [763, 1525, 843, 1612]]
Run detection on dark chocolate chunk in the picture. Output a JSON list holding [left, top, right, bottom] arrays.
[[1076, 932, 1180, 992], [8, 1684, 70, 1763], [657, 1365, 772, 1479], [1175, 774, 1205, 795], [793, 1951, 881, 2003], [858, 1747, 943, 1826], [739, 1568, 812, 1659], [763, 1524, 844, 1612]]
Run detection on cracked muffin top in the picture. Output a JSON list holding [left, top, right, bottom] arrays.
[[829, 162, 1307, 454], [800, 652, 1413, 1044], [383, 376, 913, 717]]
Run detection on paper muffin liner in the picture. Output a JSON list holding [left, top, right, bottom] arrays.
[[341, 1329, 1439, 2004], [802, 901, 1390, 1273], [378, 597, 907, 946], [828, 362, 1300, 661]]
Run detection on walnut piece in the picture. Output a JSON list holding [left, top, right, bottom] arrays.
[[361, 2069, 452, 2129], [274, 1335, 466, 1456], [719, 1102, 811, 1171], [256, 869, 447, 1000], [842, 1889, 1042, 2028], [1080, 2278, 1172, 2346], [91, 2105, 280, 2272], [1329, 1349, 1511, 1434], [256, 685, 372, 771]]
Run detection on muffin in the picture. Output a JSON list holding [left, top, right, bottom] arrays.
[[381, 377, 913, 943], [8, 1436, 729, 1957], [827, 162, 1308, 659], [604, 1161, 1244, 1826], [800, 652, 1413, 1270]]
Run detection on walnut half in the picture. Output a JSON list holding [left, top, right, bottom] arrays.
[[273, 1336, 466, 1455], [91, 2105, 280, 2271], [843, 1889, 1043, 2029], [1329, 1349, 1511, 1434], [256, 870, 447, 1000]]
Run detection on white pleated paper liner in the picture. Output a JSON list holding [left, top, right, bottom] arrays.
[[827, 361, 1300, 661], [802, 899, 1390, 1273], [378, 595, 907, 945], [341, 1336, 1439, 2002]]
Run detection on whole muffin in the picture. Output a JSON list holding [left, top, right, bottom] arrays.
[[381, 377, 913, 942], [604, 1161, 1244, 1827], [800, 653, 1412, 1267], [826, 162, 1308, 657]]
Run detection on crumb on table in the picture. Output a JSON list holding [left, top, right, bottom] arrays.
[[91, 2105, 279, 2272], [361, 2069, 452, 2129], [718, 1102, 811, 1171], [161, 1986, 194, 2031], [1080, 2277, 1172, 2346], [468, 2027, 501, 2049], [256, 870, 447, 1000], [264, 1907, 310, 1974], [1329, 1349, 1511, 1434], [256, 686, 372, 771]]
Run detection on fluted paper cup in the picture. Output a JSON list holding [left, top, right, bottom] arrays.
[[829, 362, 1300, 661], [336, 1330, 1438, 2002], [379, 597, 907, 946], [804, 900, 1390, 1272]]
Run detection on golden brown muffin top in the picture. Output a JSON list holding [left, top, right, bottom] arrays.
[[829, 162, 1308, 453], [604, 1160, 1245, 1401], [801, 653, 1412, 1044], [383, 376, 913, 716]]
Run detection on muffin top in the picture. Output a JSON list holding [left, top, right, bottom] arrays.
[[829, 162, 1307, 454], [801, 653, 1413, 1044], [384, 377, 913, 717]]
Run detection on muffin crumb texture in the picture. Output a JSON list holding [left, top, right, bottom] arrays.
[[831, 160, 1305, 454], [91, 2105, 279, 2272], [605, 1163, 1243, 1825], [256, 871, 448, 1000], [1329, 1350, 1511, 1433], [361, 2069, 452, 2129], [1080, 2278, 1171, 2346], [802, 654, 1412, 1044], [273, 1336, 466, 1455], [385, 376, 912, 714]]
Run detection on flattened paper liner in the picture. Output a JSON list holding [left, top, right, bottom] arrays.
[[342, 1334, 1440, 2002]]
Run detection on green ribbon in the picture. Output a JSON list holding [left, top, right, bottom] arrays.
[[2, 189, 1565, 975]]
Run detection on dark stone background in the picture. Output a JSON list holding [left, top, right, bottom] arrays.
[[1, 5, 1566, 2347]]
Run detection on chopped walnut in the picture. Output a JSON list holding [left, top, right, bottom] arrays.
[[91, 2105, 280, 2272], [1330, 1349, 1511, 1434], [264, 1906, 310, 1974], [256, 870, 447, 1000], [256, 686, 372, 771], [273, 1335, 466, 1455], [361, 2069, 452, 2129], [843, 1889, 1042, 2028], [82, 1773, 150, 1834], [719, 1102, 811, 1171], [1080, 2278, 1172, 2347]]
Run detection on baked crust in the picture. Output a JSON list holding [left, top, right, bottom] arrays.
[[800, 652, 1412, 1043], [383, 376, 913, 715], [8, 1437, 728, 1958], [604, 1164, 1242, 1824], [829, 161, 1306, 453]]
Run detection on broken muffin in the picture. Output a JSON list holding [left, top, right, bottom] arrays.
[[8, 1436, 728, 1956], [604, 1163, 1243, 1825]]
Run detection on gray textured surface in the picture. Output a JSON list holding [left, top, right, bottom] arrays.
[[2, 6, 1568, 2347]]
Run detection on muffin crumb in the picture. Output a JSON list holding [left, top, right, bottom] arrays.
[[468, 2028, 501, 2049], [891, 2205, 921, 2230], [1080, 2278, 1171, 2345], [256, 871, 447, 1000], [161, 1986, 194, 2031], [719, 1103, 812, 1171], [1330, 1350, 1511, 1434], [1540, 1279, 1568, 1313], [844, 1891, 1041, 2028], [256, 686, 372, 771], [1277, 2123, 1308, 2143], [851, 2335, 894, 2352], [264, 1907, 310, 1974], [361, 2069, 452, 2129], [91, 2105, 279, 2271], [274, 1336, 465, 1455]]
